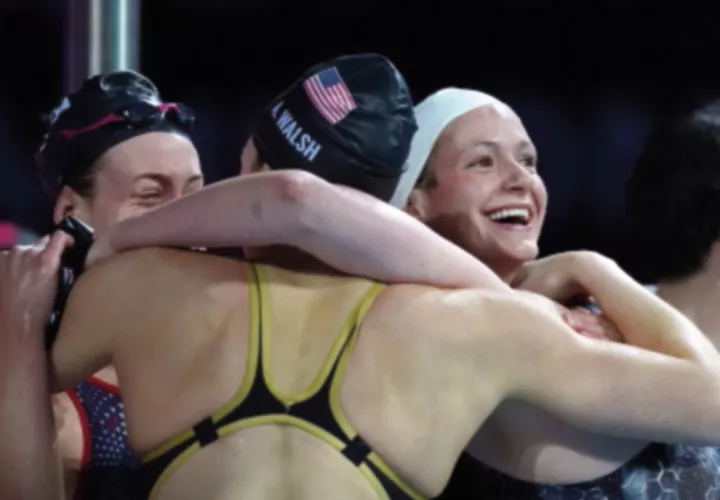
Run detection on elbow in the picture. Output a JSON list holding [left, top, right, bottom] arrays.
[[270, 170, 328, 237], [689, 367, 720, 445], [272, 170, 322, 207]]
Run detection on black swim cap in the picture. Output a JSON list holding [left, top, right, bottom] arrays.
[[252, 53, 417, 202], [36, 70, 195, 198]]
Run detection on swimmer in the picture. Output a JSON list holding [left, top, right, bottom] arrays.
[[393, 89, 720, 499], [1, 70, 204, 500], [0, 62, 502, 500], [44, 60, 720, 500]]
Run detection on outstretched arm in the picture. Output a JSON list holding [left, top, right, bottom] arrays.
[[89, 171, 510, 292], [479, 290, 720, 445], [516, 252, 717, 364]]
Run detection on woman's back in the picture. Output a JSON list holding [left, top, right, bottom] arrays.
[[88, 248, 487, 500]]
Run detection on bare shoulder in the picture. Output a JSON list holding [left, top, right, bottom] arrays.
[[368, 286, 580, 372], [86, 247, 208, 275], [78, 248, 242, 290], [370, 285, 531, 343], [60, 249, 179, 331], [79, 247, 175, 284], [360, 286, 539, 407]]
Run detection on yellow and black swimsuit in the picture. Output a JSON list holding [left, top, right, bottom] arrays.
[[138, 263, 426, 500]]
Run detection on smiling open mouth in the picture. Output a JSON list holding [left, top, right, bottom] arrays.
[[487, 208, 531, 226]]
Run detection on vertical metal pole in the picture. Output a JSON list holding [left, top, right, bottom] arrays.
[[89, 0, 141, 76], [64, 0, 140, 94], [64, 0, 90, 93]]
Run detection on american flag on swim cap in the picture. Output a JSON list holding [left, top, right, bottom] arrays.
[[303, 67, 357, 125]]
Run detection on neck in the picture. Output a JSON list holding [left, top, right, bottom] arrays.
[[495, 261, 522, 285], [423, 218, 522, 284], [656, 254, 720, 348], [478, 254, 523, 285], [246, 245, 339, 276]]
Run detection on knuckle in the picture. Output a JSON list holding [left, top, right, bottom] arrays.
[[8, 245, 24, 257], [39, 253, 60, 272]]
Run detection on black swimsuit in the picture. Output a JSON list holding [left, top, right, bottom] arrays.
[[138, 262, 426, 500]]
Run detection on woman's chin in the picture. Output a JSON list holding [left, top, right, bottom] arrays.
[[499, 239, 539, 264]]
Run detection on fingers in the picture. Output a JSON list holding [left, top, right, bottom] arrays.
[[562, 311, 586, 333], [36, 235, 51, 250], [566, 307, 623, 342], [40, 231, 74, 270], [46, 231, 75, 252], [0, 232, 74, 282], [564, 308, 606, 339]]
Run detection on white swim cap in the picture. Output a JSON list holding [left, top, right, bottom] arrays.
[[390, 87, 501, 207]]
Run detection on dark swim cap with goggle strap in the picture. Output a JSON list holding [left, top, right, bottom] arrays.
[[38, 71, 195, 349], [36, 71, 195, 198]]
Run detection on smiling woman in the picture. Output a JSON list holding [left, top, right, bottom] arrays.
[[394, 87, 720, 500], [487, 207, 532, 225], [403, 88, 546, 284]]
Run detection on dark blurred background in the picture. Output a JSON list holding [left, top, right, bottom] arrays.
[[0, 1, 716, 280]]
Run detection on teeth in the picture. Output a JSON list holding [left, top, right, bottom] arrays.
[[488, 208, 530, 222]]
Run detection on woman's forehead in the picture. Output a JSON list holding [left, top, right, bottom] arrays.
[[435, 105, 533, 158], [99, 133, 201, 181]]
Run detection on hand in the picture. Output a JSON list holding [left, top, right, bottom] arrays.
[[564, 307, 624, 342], [511, 251, 605, 304], [514, 289, 622, 342], [0, 231, 74, 334]]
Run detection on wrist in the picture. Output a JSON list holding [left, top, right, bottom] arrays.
[[104, 221, 127, 253], [0, 309, 46, 348], [103, 215, 146, 256], [568, 251, 614, 287]]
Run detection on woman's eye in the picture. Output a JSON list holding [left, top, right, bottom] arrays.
[[520, 156, 537, 168], [468, 156, 493, 168]]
